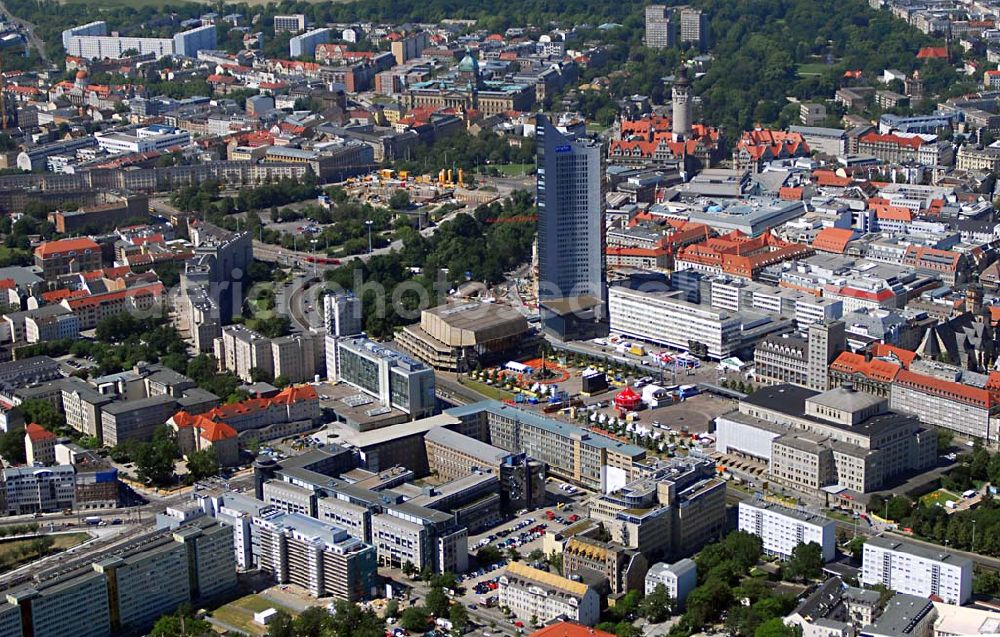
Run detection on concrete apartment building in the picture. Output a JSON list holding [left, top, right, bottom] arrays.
[[889, 370, 998, 442], [217, 325, 275, 382], [290, 28, 331, 58], [0, 465, 75, 515], [608, 285, 795, 360], [271, 334, 319, 384], [588, 457, 726, 562], [679, 8, 709, 50], [499, 562, 601, 626], [33, 237, 102, 281], [715, 385, 937, 495], [335, 337, 437, 424], [254, 509, 377, 601], [0, 520, 235, 637], [62, 21, 217, 59], [390, 32, 428, 65], [645, 559, 697, 608], [100, 394, 181, 446], [273, 14, 306, 32], [738, 500, 836, 562], [371, 506, 469, 574], [645, 5, 674, 48], [862, 537, 972, 605], [446, 401, 646, 492]]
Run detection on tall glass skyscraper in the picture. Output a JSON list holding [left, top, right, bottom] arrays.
[[536, 114, 606, 338]]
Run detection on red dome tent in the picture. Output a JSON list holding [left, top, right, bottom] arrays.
[[614, 386, 642, 411]]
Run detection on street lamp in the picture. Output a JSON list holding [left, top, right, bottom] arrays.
[[366, 219, 374, 254]]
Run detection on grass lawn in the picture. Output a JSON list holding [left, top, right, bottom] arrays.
[[210, 594, 297, 636], [796, 62, 834, 77], [0, 532, 89, 570], [494, 163, 534, 177], [586, 122, 608, 134], [921, 489, 961, 507], [459, 378, 515, 401]]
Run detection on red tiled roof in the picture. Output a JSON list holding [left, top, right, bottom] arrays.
[[870, 343, 917, 368], [812, 228, 855, 254], [41, 288, 87, 303], [859, 131, 927, 149], [65, 282, 163, 310], [896, 369, 994, 407], [830, 352, 902, 383], [34, 237, 100, 258], [823, 284, 895, 303], [917, 46, 948, 59], [531, 624, 616, 637], [25, 423, 56, 442], [200, 420, 237, 442]]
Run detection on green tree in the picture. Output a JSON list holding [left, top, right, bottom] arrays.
[[425, 586, 450, 617], [20, 399, 66, 432], [402, 560, 418, 577], [267, 610, 296, 637], [754, 618, 801, 637], [886, 496, 914, 522], [400, 607, 431, 632], [640, 583, 673, 623], [133, 426, 179, 486], [783, 542, 824, 582], [294, 606, 332, 637], [274, 374, 291, 389], [385, 599, 400, 620], [328, 600, 385, 637], [389, 189, 411, 210], [449, 603, 469, 634], [186, 449, 220, 482], [150, 604, 212, 637]]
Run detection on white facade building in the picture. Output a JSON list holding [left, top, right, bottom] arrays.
[[499, 562, 601, 626], [862, 537, 972, 605], [645, 558, 697, 608], [608, 286, 742, 359], [96, 126, 190, 154], [738, 500, 836, 562]]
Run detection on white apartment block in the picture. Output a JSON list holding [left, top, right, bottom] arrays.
[[499, 562, 601, 626], [738, 500, 836, 562], [95, 126, 190, 154], [862, 537, 972, 605], [609, 286, 741, 359], [645, 559, 697, 608]]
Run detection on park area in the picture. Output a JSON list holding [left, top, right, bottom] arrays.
[[0, 531, 90, 571], [921, 489, 961, 508], [210, 594, 298, 636]]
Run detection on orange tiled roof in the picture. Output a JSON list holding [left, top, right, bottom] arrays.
[[917, 46, 948, 59], [870, 343, 917, 369], [200, 420, 237, 442], [34, 237, 100, 258], [896, 369, 994, 408], [25, 423, 56, 442], [812, 227, 855, 254]]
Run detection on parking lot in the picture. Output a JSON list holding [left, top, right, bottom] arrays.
[[454, 479, 591, 609]]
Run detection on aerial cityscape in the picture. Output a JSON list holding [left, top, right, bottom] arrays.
[[2, 0, 1000, 636]]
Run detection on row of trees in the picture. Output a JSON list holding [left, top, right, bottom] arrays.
[[870, 444, 1000, 557]]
